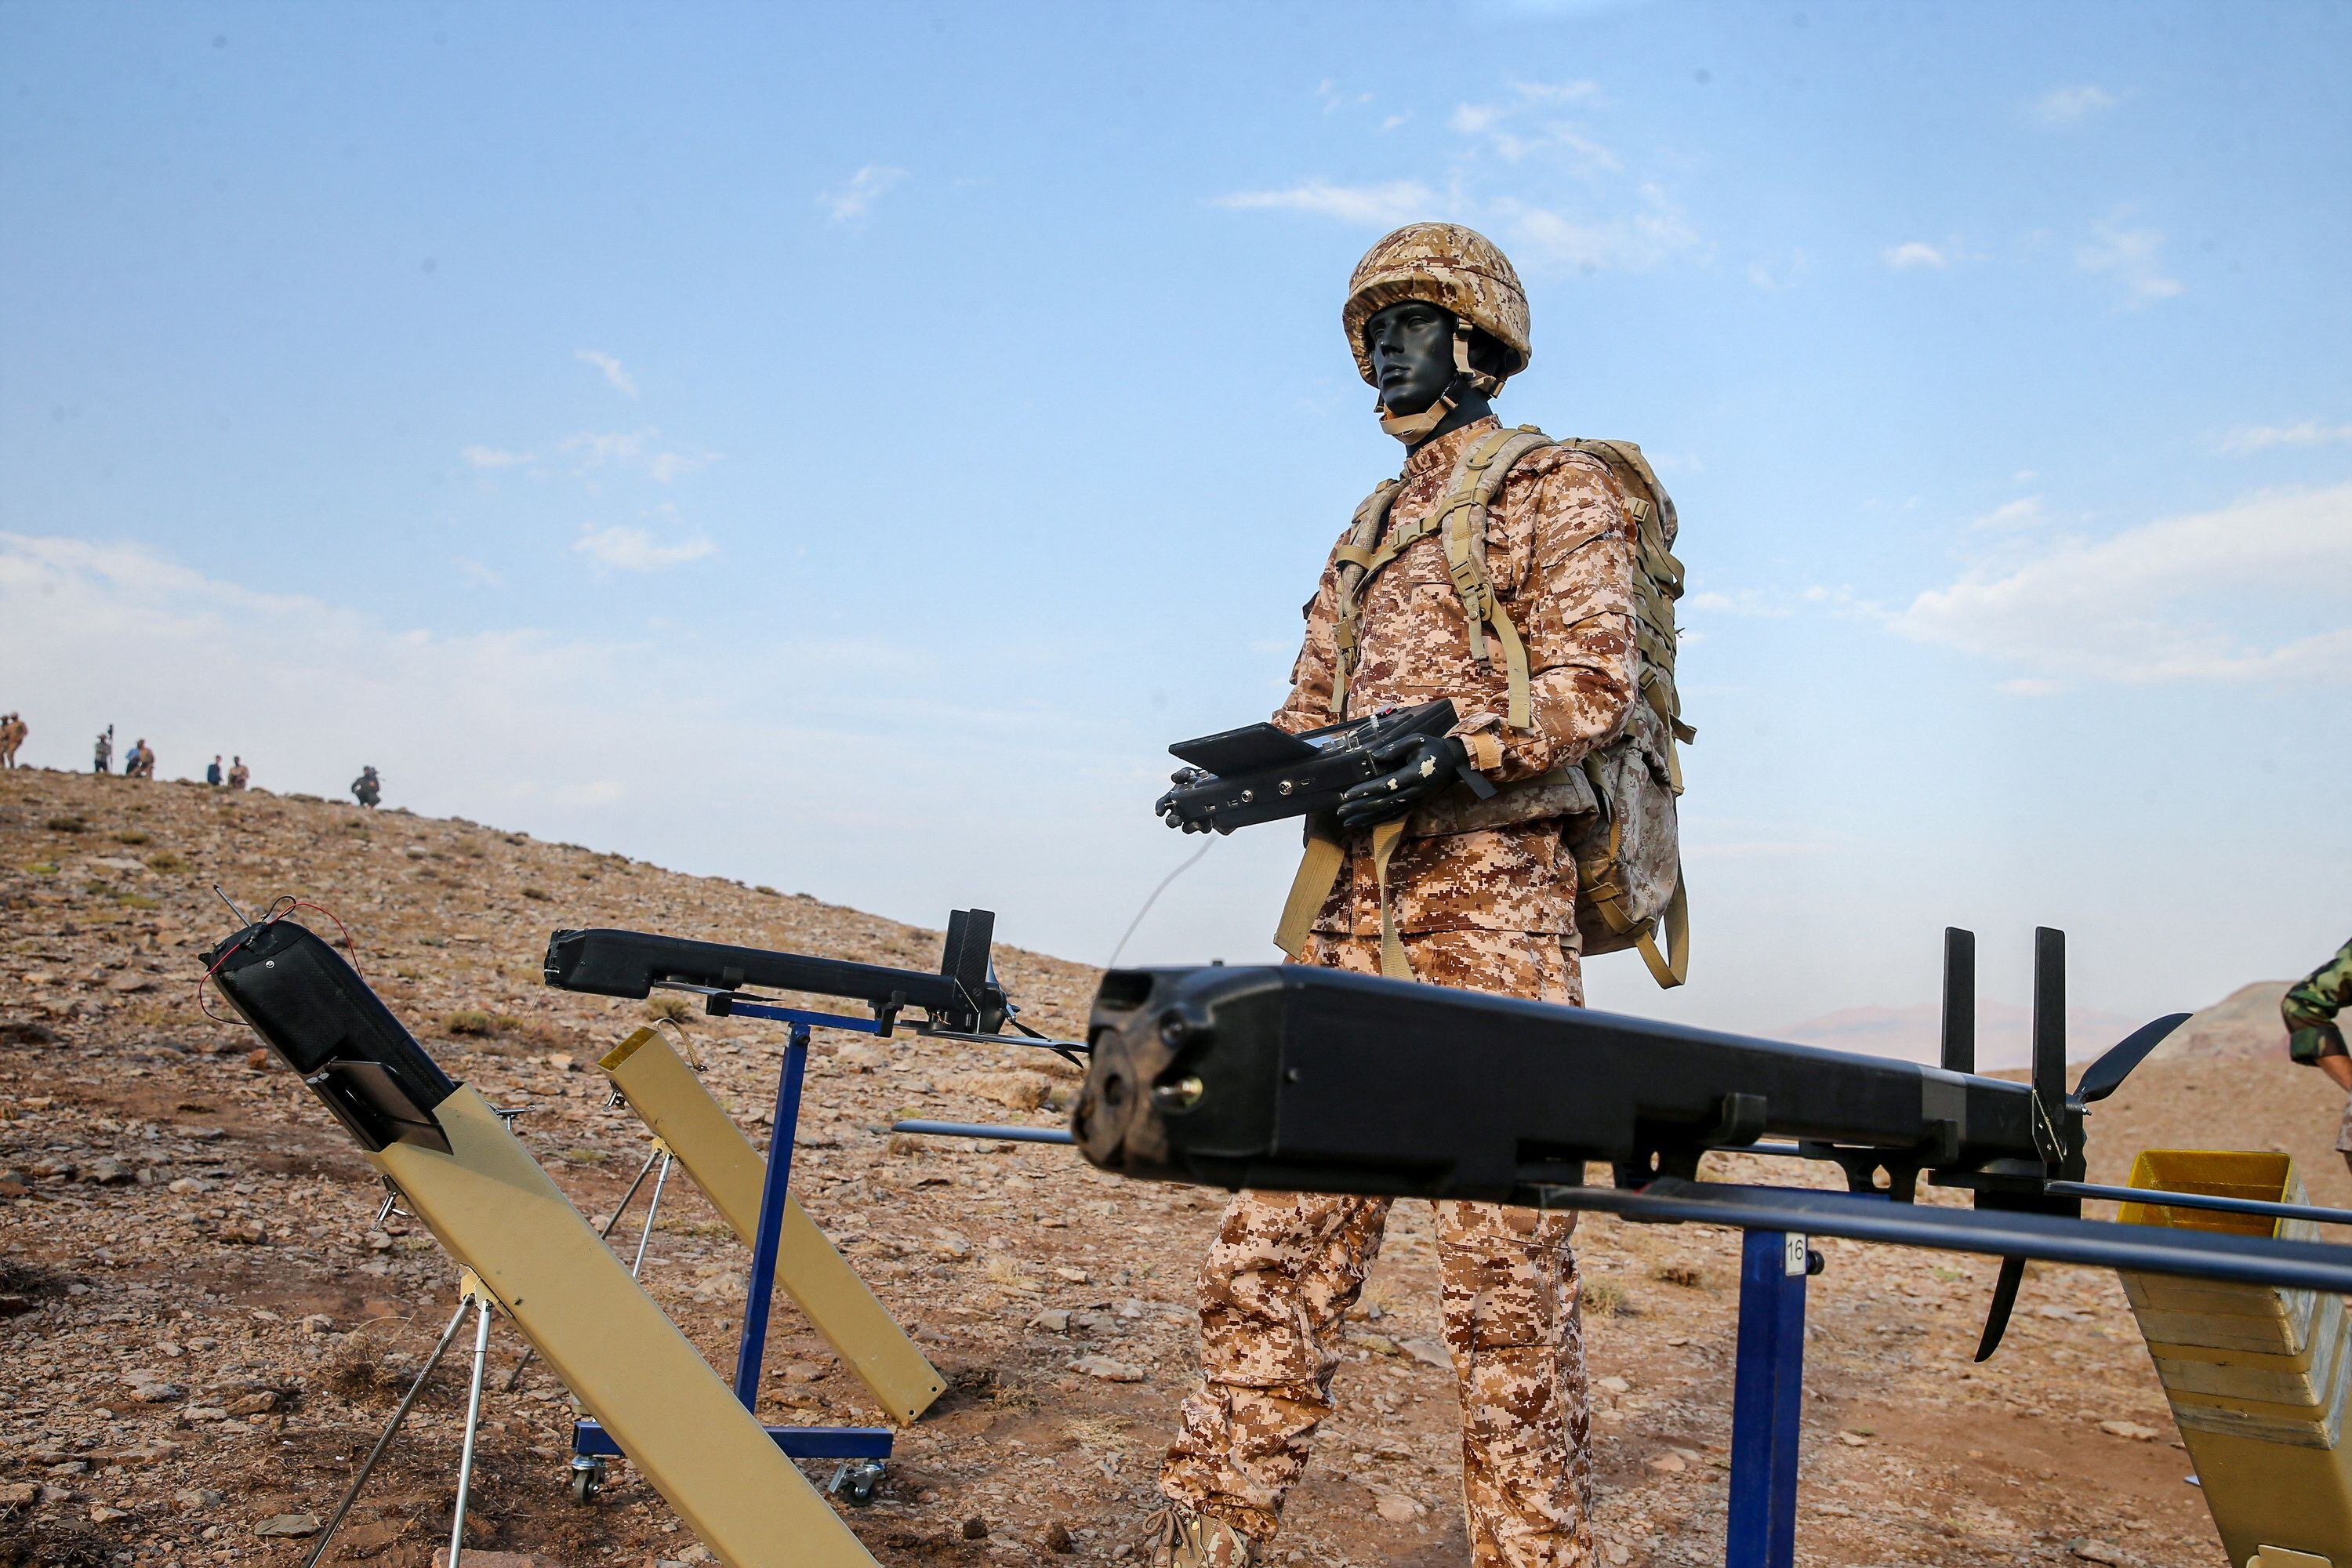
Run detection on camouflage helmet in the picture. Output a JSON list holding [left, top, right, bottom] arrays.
[[1341, 222, 1532, 387]]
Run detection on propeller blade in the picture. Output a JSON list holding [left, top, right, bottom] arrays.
[[1974, 1255, 2027, 1362], [2074, 1013, 2194, 1105]]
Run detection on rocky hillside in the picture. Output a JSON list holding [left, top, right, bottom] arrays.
[[0, 768, 2323, 1566]]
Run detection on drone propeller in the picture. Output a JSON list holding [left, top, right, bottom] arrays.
[[2072, 1011, 2194, 1105]]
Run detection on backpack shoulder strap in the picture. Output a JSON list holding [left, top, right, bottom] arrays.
[[1327, 478, 1403, 720], [1435, 425, 1553, 730]]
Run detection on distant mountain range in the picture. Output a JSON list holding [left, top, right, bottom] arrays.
[[1779, 981, 2292, 1070]]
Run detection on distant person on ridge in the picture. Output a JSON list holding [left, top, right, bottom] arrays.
[[125, 738, 155, 779], [2285, 935, 2352, 1177], [206, 754, 223, 786], [0, 713, 24, 768], [352, 765, 381, 808], [93, 726, 113, 775], [228, 756, 249, 790]]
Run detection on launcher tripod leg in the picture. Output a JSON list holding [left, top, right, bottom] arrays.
[[1727, 1230, 1811, 1567], [303, 1277, 490, 1568], [447, 1279, 496, 1568]]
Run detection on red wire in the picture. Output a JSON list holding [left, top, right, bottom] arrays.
[[194, 896, 366, 1025]]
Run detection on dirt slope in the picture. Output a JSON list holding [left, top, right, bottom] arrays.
[[2, 768, 2327, 1567]]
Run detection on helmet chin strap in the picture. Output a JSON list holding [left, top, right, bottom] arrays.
[[1377, 318, 1502, 445]]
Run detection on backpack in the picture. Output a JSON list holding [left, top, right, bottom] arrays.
[[1290, 423, 1693, 988]]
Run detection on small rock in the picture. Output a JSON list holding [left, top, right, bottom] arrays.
[[1644, 1452, 1686, 1473], [1115, 1298, 1145, 1319], [1044, 1521, 1076, 1554], [126, 1381, 184, 1403], [85, 1156, 133, 1185], [1835, 1430, 1871, 1446], [244, 1048, 270, 1071], [1374, 1493, 1424, 1523], [105, 973, 154, 993], [227, 1391, 279, 1416], [256, 1512, 323, 1538], [2098, 1419, 2161, 1441], [88, 1505, 132, 1523], [0, 1482, 36, 1507], [963, 1515, 990, 1540], [1053, 1266, 1089, 1283], [1069, 1356, 1145, 1383], [167, 1177, 211, 1196], [1397, 1337, 1449, 1370], [1028, 1309, 1073, 1333], [182, 1406, 230, 1423], [176, 1487, 223, 1510], [1595, 1375, 1632, 1395], [299, 1313, 335, 1334], [2071, 1541, 2130, 1566]]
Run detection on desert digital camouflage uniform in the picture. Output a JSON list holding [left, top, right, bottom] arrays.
[[2284, 936, 2352, 1161], [1158, 414, 1637, 1567]]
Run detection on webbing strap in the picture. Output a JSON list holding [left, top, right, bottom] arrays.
[[1274, 823, 1346, 960], [1370, 819, 1412, 980], [1633, 869, 1690, 988], [1270, 818, 1416, 981]]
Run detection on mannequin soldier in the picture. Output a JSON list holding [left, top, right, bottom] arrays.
[[1145, 223, 1640, 1567]]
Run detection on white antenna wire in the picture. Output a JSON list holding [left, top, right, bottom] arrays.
[[1105, 838, 1215, 971]]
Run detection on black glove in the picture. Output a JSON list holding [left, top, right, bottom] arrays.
[[1336, 735, 1474, 832], [1155, 767, 1213, 833]]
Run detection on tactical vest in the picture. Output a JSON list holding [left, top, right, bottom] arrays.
[[1274, 424, 1693, 989]]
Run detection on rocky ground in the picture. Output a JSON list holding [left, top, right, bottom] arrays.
[[1, 766, 2321, 1567]]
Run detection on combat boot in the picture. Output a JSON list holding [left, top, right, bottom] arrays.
[[1142, 1504, 1258, 1567]]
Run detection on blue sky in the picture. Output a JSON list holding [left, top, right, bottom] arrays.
[[4, 1, 2347, 1045]]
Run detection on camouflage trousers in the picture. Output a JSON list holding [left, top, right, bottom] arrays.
[[1159, 931, 1596, 1568]]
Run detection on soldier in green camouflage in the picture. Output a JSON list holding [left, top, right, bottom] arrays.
[[2284, 935, 2352, 1174]]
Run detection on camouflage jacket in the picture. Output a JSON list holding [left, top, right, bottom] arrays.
[[2285, 936, 2352, 1065], [1276, 416, 1639, 936]]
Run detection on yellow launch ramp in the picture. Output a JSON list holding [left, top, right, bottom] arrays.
[[2117, 1150, 2352, 1566], [373, 1086, 880, 1568], [600, 1026, 946, 1424]]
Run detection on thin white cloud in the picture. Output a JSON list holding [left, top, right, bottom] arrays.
[[2221, 420, 2352, 455], [452, 557, 504, 589], [2077, 216, 2183, 307], [560, 429, 717, 483], [820, 165, 907, 225], [1316, 79, 1373, 114], [1215, 180, 1439, 228], [1891, 483, 2352, 684], [1969, 496, 2043, 532], [2033, 84, 2118, 125], [572, 523, 717, 572], [574, 350, 640, 399], [1748, 249, 1806, 292], [460, 445, 533, 470], [1881, 241, 1948, 271], [1221, 75, 1693, 276], [1490, 184, 1697, 274]]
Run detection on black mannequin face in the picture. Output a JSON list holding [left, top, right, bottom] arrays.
[[1364, 299, 1459, 417], [1363, 299, 1499, 447]]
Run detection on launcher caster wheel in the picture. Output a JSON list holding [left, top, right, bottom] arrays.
[[829, 1458, 884, 1508], [568, 1456, 607, 1504]]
